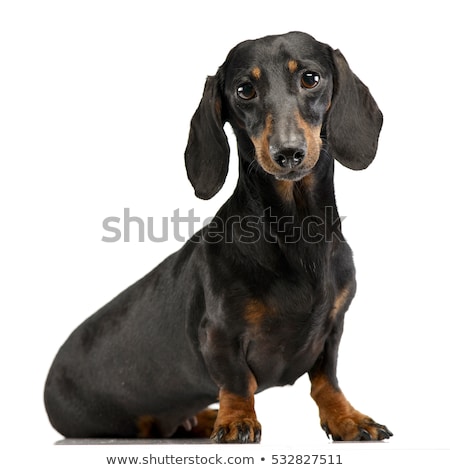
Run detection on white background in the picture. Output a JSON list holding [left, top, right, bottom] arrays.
[[1, 0, 449, 468]]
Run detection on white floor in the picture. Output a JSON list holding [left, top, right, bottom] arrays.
[[56, 438, 213, 445]]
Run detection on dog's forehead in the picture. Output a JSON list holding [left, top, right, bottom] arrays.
[[224, 32, 331, 73]]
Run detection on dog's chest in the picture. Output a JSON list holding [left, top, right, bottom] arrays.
[[244, 299, 332, 390]]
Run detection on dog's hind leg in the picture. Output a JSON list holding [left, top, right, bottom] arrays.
[[172, 408, 218, 438], [137, 409, 218, 439]]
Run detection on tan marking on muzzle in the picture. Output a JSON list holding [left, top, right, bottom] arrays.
[[295, 111, 322, 170], [250, 114, 280, 175], [251, 112, 322, 180]]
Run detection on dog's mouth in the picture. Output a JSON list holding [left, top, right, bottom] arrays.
[[274, 168, 311, 181], [252, 140, 321, 183]]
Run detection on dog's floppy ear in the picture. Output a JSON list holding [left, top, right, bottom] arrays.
[[185, 73, 230, 200], [326, 49, 383, 170]]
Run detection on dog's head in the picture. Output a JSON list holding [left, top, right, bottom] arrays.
[[185, 32, 383, 200]]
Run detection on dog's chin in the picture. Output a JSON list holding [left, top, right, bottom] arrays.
[[274, 169, 311, 182]]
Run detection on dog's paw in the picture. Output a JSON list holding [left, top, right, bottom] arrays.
[[211, 418, 261, 443], [321, 411, 393, 441]]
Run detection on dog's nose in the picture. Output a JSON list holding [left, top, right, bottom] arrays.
[[273, 146, 306, 169]]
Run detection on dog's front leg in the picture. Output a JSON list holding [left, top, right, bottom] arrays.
[[309, 321, 392, 441], [201, 324, 261, 443], [212, 376, 260, 443]]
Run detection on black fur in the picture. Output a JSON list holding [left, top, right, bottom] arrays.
[[44, 32, 390, 443]]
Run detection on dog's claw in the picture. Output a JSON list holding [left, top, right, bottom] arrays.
[[358, 428, 372, 441], [211, 419, 261, 444], [181, 416, 198, 432], [321, 416, 392, 441], [237, 425, 249, 443], [376, 425, 393, 440], [212, 427, 226, 443], [322, 424, 332, 439]]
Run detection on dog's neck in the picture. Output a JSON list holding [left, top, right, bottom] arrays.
[[212, 145, 341, 273], [233, 144, 337, 219]]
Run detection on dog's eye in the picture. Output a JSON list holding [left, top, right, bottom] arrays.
[[301, 72, 320, 89], [237, 83, 257, 100]]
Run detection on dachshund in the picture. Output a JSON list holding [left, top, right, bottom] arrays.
[[44, 31, 392, 443]]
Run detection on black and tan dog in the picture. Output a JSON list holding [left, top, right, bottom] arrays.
[[44, 32, 392, 443]]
